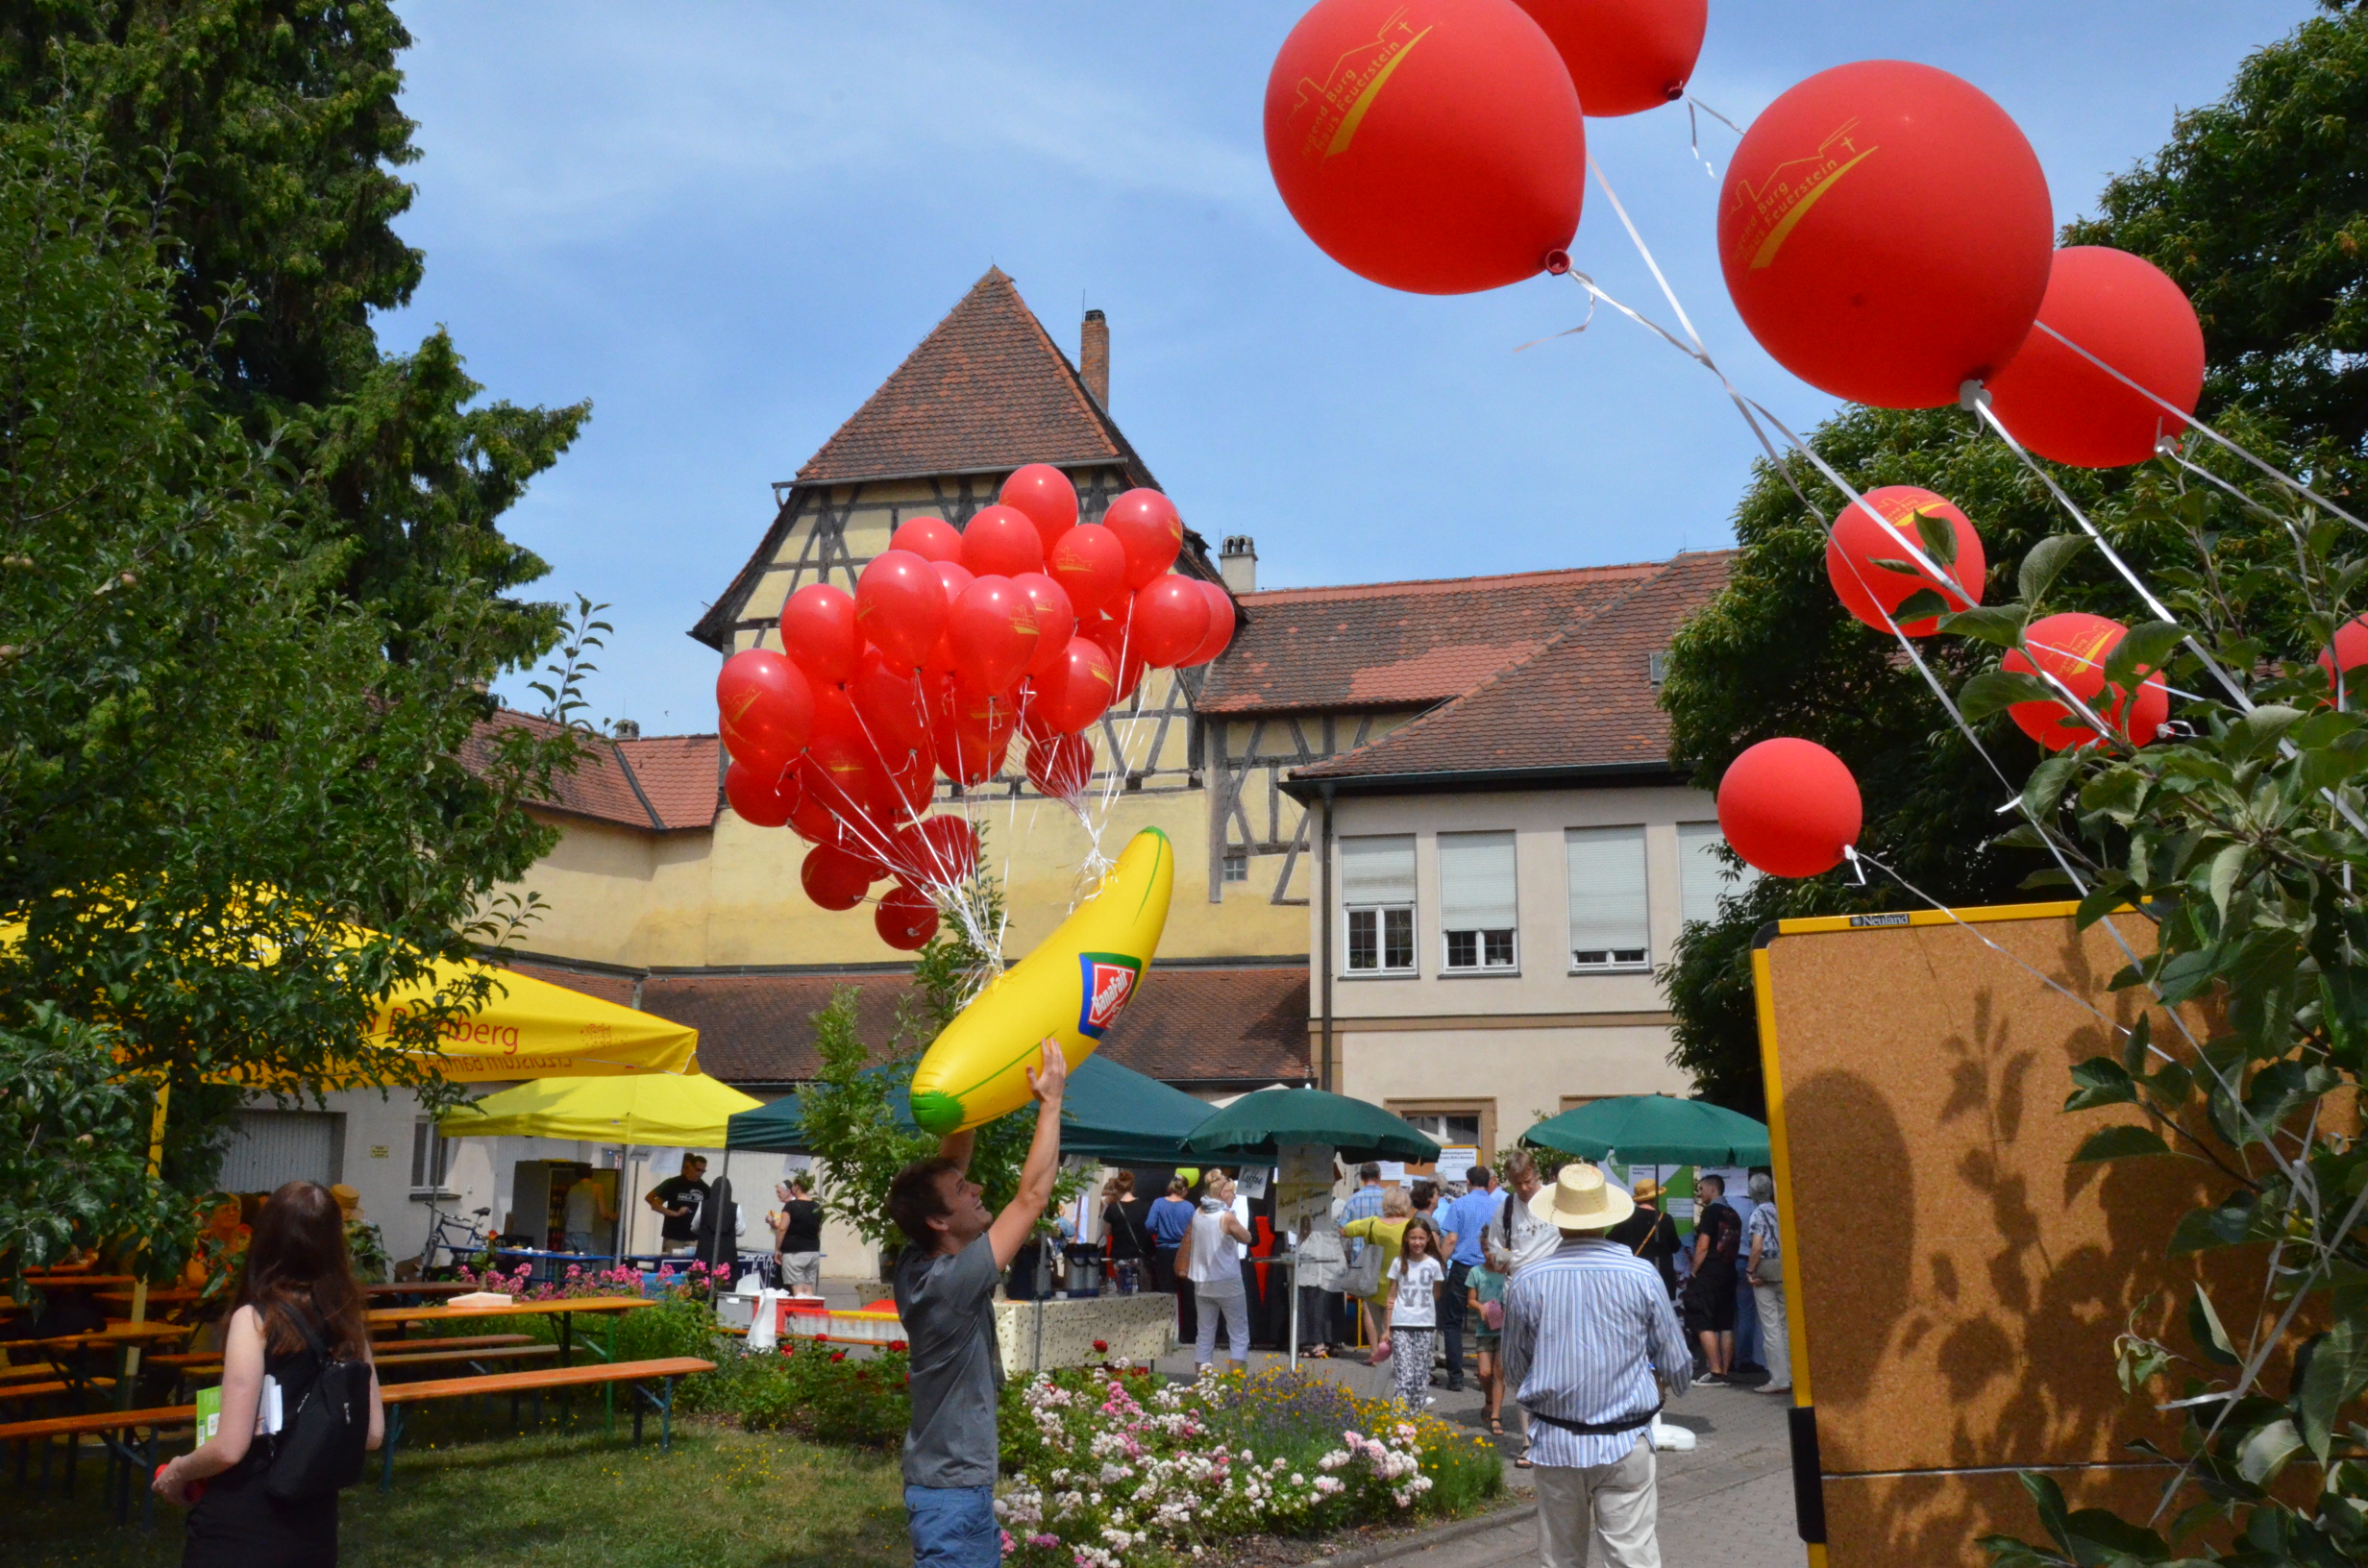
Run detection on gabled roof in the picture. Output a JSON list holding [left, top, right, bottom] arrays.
[[1287, 551, 1734, 788], [795, 268, 1156, 487], [463, 712, 720, 834]]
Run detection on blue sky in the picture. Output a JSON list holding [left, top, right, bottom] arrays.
[[380, 1, 2318, 733]]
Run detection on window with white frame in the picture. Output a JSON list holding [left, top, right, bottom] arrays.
[[1566, 825, 1650, 968], [1439, 831, 1518, 970], [1340, 835, 1417, 973], [1677, 821, 1756, 925], [410, 1117, 456, 1194]]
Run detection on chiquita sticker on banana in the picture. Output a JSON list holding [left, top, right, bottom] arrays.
[[908, 826, 1174, 1135]]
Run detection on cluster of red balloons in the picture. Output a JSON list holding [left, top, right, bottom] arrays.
[[715, 464, 1237, 948], [1262, 0, 1705, 295]]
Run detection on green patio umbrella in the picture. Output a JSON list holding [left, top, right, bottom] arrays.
[[725, 1053, 1215, 1166], [1521, 1095, 1770, 1166], [1179, 1087, 1440, 1164]]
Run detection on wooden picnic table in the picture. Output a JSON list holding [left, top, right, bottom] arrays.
[[18, 1274, 136, 1291], [361, 1281, 478, 1302], [93, 1288, 202, 1312], [4, 1321, 192, 1411], [366, 1296, 651, 1368]]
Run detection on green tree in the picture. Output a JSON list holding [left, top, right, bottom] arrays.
[[1662, 5, 2368, 1111]]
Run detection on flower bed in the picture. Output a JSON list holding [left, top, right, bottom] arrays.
[[995, 1364, 1501, 1567], [695, 1332, 915, 1446]]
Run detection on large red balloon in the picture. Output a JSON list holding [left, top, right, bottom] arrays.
[[1103, 489, 1183, 589], [2005, 612, 2169, 750], [1026, 732, 1096, 803], [855, 550, 949, 671], [778, 583, 861, 686], [1265, 0, 1584, 293], [2321, 615, 2368, 701], [999, 465, 1078, 554], [1049, 523, 1128, 616], [716, 649, 814, 772], [807, 678, 860, 747], [786, 783, 846, 847], [891, 516, 965, 565], [1179, 580, 1238, 667], [1511, 0, 1706, 117], [850, 649, 931, 752], [1012, 572, 1077, 678], [801, 843, 876, 912], [1824, 486, 1986, 637], [1718, 61, 2052, 409], [960, 504, 1047, 578], [1717, 738, 1862, 878], [949, 576, 1040, 693], [1986, 247, 2206, 468], [892, 815, 979, 888], [1131, 576, 1214, 667], [724, 758, 799, 828], [875, 883, 940, 951], [1030, 636, 1119, 735]]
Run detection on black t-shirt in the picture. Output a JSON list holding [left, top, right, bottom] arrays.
[[779, 1198, 822, 1254], [651, 1175, 708, 1242], [1606, 1207, 1682, 1292], [1692, 1199, 1742, 1288], [1103, 1197, 1147, 1260]]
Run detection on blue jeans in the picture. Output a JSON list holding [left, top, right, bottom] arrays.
[[905, 1483, 999, 1567]]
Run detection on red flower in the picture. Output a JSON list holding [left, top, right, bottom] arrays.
[[1093, 1339, 1108, 1353], [829, 1350, 848, 1362], [887, 1339, 910, 1352], [814, 1333, 829, 1344]]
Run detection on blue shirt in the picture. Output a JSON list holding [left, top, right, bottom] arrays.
[[1441, 1189, 1498, 1267], [1500, 1236, 1691, 1469], [1340, 1184, 1385, 1262], [1146, 1195, 1194, 1248]]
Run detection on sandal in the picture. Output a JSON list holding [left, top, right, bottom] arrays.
[[1489, 1416, 1504, 1436], [1514, 1452, 1533, 1469]]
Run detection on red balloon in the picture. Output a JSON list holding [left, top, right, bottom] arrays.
[[1011, 573, 1077, 678], [892, 815, 980, 888], [2005, 612, 2169, 751], [1717, 738, 1862, 878], [1049, 523, 1128, 617], [1026, 732, 1096, 803], [1511, 0, 1706, 117], [778, 584, 861, 686], [1824, 486, 1986, 637], [1265, 0, 1584, 293], [950, 576, 1041, 693], [804, 731, 878, 815], [724, 758, 799, 828], [786, 778, 847, 846], [1718, 61, 2052, 410], [801, 843, 876, 912], [1130, 576, 1213, 668], [891, 516, 965, 564], [1102, 489, 1183, 589], [999, 464, 1079, 554], [1027, 636, 1119, 735], [1986, 247, 2206, 468], [850, 649, 932, 752], [938, 727, 1009, 788], [715, 649, 814, 771], [960, 503, 1047, 579], [855, 551, 949, 671], [1179, 580, 1239, 667], [2320, 616, 2368, 700], [807, 678, 860, 747], [875, 883, 940, 951], [881, 744, 938, 818]]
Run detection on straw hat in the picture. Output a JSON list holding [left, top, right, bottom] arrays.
[[1630, 1178, 1662, 1203], [330, 1184, 363, 1219], [1528, 1163, 1635, 1232]]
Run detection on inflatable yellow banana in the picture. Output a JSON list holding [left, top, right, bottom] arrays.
[[908, 826, 1173, 1135]]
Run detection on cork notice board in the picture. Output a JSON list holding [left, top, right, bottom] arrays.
[[1755, 901, 2268, 1568]]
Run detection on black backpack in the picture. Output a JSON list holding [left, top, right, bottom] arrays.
[[261, 1307, 372, 1501]]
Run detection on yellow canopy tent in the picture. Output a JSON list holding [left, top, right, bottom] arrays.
[[440, 1075, 763, 1262]]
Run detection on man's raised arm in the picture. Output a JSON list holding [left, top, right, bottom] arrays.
[[987, 1038, 1068, 1269]]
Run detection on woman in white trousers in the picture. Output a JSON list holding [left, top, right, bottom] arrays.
[[1177, 1172, 1254, 1370], [1743, 1171, 1789, 1394]]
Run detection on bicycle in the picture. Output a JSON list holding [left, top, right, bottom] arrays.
[[416, 1200, 492, 1274]]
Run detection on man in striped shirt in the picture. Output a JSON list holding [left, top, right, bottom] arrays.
[[1501, 1163, 1692, 1568]]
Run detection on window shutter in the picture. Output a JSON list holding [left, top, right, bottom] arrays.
[[1566, 827, 1649, 956], [1439, 832, 1517, 929], [1677, 822, 1752, 924], [1341, 836, 1417, 906]]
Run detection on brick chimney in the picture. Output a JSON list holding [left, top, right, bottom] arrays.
[[1080, 308, 1109, 408], [1220, 535, 1257, 595]]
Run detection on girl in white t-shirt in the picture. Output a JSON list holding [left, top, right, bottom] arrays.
[[1380, 1217, 1446, 1413]]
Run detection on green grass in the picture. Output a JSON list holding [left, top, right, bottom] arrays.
[[13, 1409, 909, 1568]]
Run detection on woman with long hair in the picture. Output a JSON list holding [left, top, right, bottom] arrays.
[[155, 1180, 383, 1566], [1099, 1169, 1148, 1290]]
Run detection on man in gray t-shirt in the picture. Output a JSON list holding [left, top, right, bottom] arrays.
[[887, 1039, 1068, 1566]]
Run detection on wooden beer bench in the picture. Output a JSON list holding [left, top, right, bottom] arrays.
[[375, 1356, 714, 1489], [0, 1402, 193, 1527]]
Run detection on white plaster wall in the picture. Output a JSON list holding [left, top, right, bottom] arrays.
[[1337, 1023, 1690, 1152]]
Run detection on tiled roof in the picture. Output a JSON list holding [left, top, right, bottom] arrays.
[[506, 960, 1313, 1090], [1291, 552, 1735, 783], [1196, 564, 1666, 716], [463, 711, 720, 834], [795, 268, 1155, 485]]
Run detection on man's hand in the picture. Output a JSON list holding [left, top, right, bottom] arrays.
[[1025, 1037, 1068, 1106]]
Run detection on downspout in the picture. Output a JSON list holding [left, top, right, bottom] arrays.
[[1318, 783, 1336, 1093]]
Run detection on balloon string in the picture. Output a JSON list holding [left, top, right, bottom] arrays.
[[1684, 101, 1716, 180], [1683, 92, 1746, 136]]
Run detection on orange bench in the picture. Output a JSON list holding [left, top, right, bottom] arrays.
[[0, 1403, 192, 1526]]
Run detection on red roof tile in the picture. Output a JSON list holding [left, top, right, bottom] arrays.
[[462, 711, 720, 833], [501, 963, 1312, 1089], [1196, 565, 1665, 716], [795, 268, 1154, 485], [1291, 552, 1735, 782]]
